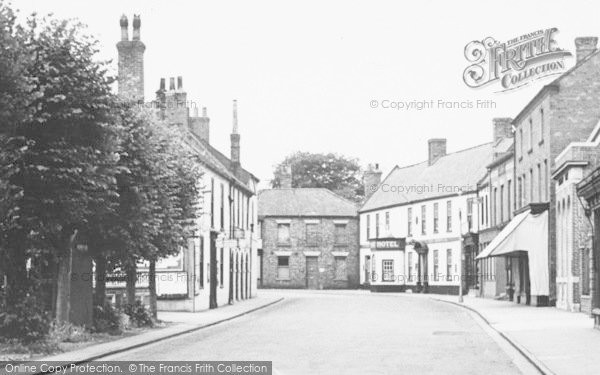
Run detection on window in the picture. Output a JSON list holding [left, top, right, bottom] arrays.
[[485, 196, 488, 226], [528, 118, 533, 150], [306, 223, 318, 246], [385, 211, 390, 232], [375, 213, 380, 238], [492, 188, 497, 226], [544, 159, 548, 201], [582, 248, 591, 296], [537, 164, 542, 202], [220, 248, 224, 286], [523, 174, 527, 204], [367, 215, 371, 239], [277, 256, 290, 280], [446, 249, 453, 282], [433, 250, 439, 281], [518, 177, 522, 208], [219, 183, 225, 230], [199, 237, 204, 288], [210, 178, 215, 228], [446, 201, 452, 232], [421, 205, 427, 235], [334, 257, 347, 280], [407, 208, 413, 237], [277, 223, 290, 244], [433, 203, 439, 233], [519, 128, 523, 155], [507, 180, 512, 218], [382, 260, 394, 281], [334, 224, 347, 245], [540, 108, 544, 143], [530, 169, 533, 203], [500, 185, 504, 223], [480, 199, 484, 226], [408, 252, 414, 282], [467, 198, 473, 231]]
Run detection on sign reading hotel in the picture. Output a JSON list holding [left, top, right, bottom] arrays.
[[370, 238, 406, 250], [463, 28, 572, 92]]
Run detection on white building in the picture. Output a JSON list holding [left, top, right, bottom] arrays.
[[359, 139, 490, 294]]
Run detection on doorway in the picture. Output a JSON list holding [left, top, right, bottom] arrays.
[[306, 257, 319, 289], [209, 232, 218, 309]]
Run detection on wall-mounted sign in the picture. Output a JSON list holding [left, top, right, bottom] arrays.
[[369, 238, 406, 250]]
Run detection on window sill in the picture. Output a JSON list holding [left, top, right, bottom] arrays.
[[518, 156, 523, 162], [276, 278, 291, 282], [277, 243, 291, 247], [538, 139, 544, 146], [334, 243, 348, 247], [527, 149, 533, 154]]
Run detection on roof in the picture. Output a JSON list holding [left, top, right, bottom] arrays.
[[258, 188, 358, 218], [184, 131, 258, 193], [360, 142, 493, 212]]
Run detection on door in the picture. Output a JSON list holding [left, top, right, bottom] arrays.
[[229, 249, 234, 304], [306, 257, 319, 289], [209, 232, 218, 309], [364, 255, 371, 285]]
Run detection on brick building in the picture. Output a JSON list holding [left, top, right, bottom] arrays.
[[258, 173, 359, 289], [109, 15, 260, 311], [476, 118, 514, 299], [359, 139, 491, 294], [552, 124, 600, 314], [477, 36, 600, 307]]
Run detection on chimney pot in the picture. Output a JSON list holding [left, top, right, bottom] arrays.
[[575, 36, 598, 63], [169, 77, 175, 91], [159, 78, 165, 91], [177, 76, 183, 90], [428, 138, 447, 166], [202, 107, 207, 117], [193, 107, 199, 117], [279, 164, 293, 189], [132, 15, 141, 41], [120, 15, 129, 41]]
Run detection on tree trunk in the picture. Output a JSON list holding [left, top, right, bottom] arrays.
[[125, 261, 137, 305], [4, 248, 27, 306], [94, 254, 107, 306], [55, 248, 73, 324], [149, 260, 157, 318]]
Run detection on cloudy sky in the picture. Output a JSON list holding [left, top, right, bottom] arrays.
[[13, 0, 600, 186]]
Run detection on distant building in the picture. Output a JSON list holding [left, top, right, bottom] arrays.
[[111, 15, 260, 311], [476, 118, 514, 299], [359, 139, 490, 294], [258, 169, 359, 289]]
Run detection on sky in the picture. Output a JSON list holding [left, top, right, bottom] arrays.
[[12, 0, 600, 187]]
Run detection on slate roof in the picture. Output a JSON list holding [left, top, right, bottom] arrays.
[[258, 188, 358, 218], [184, 131, 258, 193], [360, 142, 493, 212]]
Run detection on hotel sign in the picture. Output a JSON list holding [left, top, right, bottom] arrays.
[[370, 238, 406, 250]]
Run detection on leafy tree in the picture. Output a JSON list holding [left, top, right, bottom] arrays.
[[271, 152, 364, 202]]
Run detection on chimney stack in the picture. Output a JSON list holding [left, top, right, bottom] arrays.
[[120, 15, 128, 41], [230, 100, 241, 170], [117, 15, 145, 101], [169, 77, 175, 91], [363, 163, 382, 200], [575, 37, 598, 63], [279, 164, 293, 189], [177, 76, 183, 90], [189, 107, 210, 143], [428, 139, 447, 166], [493, 117, 513, 144], [132, 15, 141, 41]]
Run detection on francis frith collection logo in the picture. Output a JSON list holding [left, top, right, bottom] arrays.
[[463, 28, 572, 92]]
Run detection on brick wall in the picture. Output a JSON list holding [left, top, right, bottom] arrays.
[[260, 217, 359, 289]]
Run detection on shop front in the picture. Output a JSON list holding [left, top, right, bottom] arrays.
[[368, 237, 406, 292]]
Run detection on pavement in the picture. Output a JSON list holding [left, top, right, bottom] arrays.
[[36, 295, 283, 364], [429, 294, 600, 375]]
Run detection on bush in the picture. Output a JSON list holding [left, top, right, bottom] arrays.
[[47, 322, 91, 344], [92, 303, 122, 334], [123, 301, 153, 328], [0, 294, 51, 343]]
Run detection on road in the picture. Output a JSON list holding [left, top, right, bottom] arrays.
[[104, 290, 526, 374]]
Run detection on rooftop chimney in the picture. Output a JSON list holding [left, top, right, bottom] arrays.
[[575, 37, 598, 63], [189, 107, 209, 143], [169, 77, 175, 91], [177, 76, 183, 90], [230, 100, 240, 170], [132, 15, 141, 41], [279, 164, 292, 189], [428, 139, 446, 166], [493, 117, 513, 144], [120, 15, 128, 41], [363, 163, 382, 200]]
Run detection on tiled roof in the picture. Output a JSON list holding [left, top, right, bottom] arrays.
[[258, 188, 358, 218], [360, 142, 493, 212]]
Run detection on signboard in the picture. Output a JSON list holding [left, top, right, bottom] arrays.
[[369, 238, 406, 250]]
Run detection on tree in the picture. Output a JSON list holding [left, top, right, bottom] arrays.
[[271, 152, 364, 202]]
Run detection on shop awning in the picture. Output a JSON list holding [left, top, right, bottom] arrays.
[[476, 209, 548, 295]]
